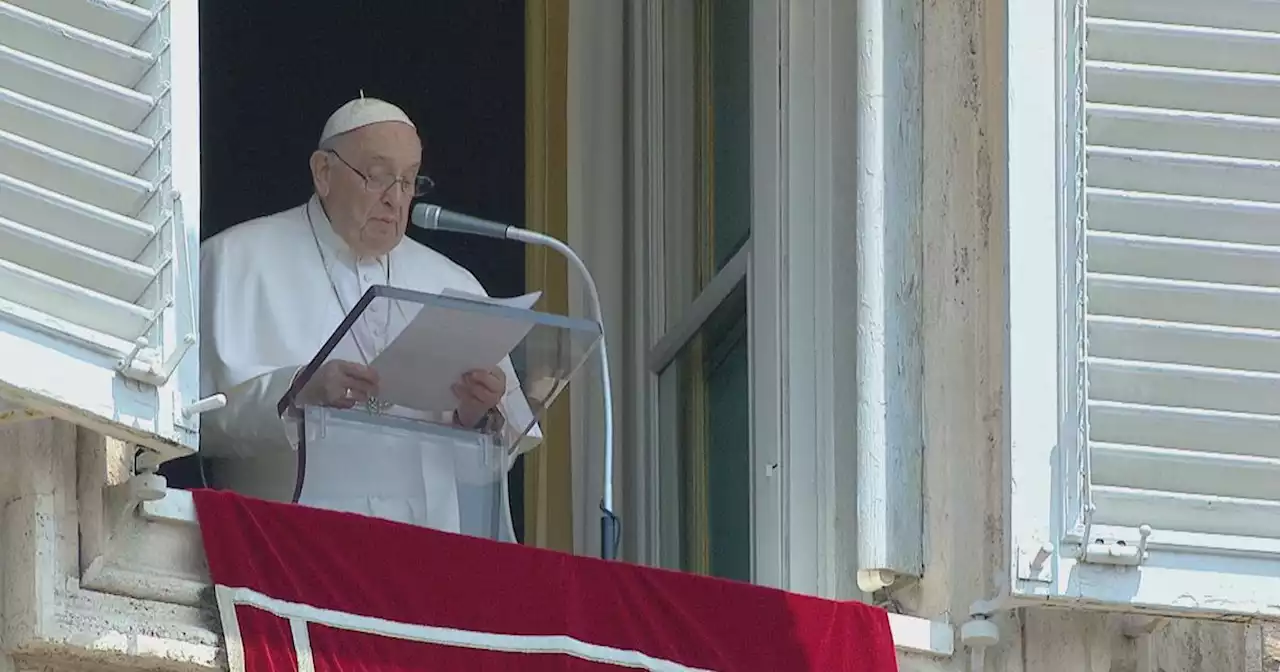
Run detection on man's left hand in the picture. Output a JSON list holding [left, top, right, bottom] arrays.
[[453, 367, 506, 428]]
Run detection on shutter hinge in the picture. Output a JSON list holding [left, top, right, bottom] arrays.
[[1080, 524, 1152, 567]]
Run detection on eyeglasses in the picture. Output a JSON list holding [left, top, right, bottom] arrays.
[[325, 149, 435, 198]]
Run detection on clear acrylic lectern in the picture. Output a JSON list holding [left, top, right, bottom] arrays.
[[274, 285, 601, 543]]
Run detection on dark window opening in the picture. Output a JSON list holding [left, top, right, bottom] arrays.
[[163, 1, 528, 543]]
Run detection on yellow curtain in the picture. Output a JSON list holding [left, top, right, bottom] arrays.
[[522, 0, 575, 553]]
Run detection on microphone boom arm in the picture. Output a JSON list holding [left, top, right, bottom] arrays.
[[507, 228, 619, 561], [410, 203, 619, 560]]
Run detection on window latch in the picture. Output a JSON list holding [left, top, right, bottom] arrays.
[[1080, 524, 1152, 567]]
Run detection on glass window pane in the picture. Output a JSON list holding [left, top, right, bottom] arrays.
[[708, 0, 752, 271], [661, 0, 753, 324], [658, 283, 751, 581]]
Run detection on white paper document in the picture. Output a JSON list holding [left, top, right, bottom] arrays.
[[369, 290, 543, 412]]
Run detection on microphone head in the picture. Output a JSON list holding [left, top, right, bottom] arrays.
[[409, 203, 440, 230]]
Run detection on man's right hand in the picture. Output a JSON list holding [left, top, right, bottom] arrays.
[[295, 360, 381, 409]]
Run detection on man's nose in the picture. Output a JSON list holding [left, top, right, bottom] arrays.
[[379, 186, 405, 207]]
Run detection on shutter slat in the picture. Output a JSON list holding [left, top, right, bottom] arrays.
[[1090, 0, 1280, 33], [0, 173, 153, 260], [1088, 105, 1280, 162], [1087, 19, 1280, 76], [0, 87, 154, 173], [1089, 273, 1280, 331], [1090, 357, 1280, 417], [1093, 442, 1280, 502], [0, 129, 153, 215], [0, 216, 155, 302], [1092, 486, 1280, 539], [3, 0, 153, 45], [1088, 231, 1280, 287], [1091, 401, 1280, 460], [1088, 61, 1280, 119], [1088, 147, 1280, 204], [0, 44, 153, 130], [0, 258, 150, 340], [1089, 316, 1280, 374], [0, 1, 154, 87], [1088, 188, 1280, 245]]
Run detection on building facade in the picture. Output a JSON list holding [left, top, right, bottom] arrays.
[[0, 0, 1276, 670]]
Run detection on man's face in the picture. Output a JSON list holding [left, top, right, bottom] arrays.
[[311, 121, 422, 258]]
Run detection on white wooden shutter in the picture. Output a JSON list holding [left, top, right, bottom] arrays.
[[1085, 0, 1280, 559], [0, 0, 202, 457], [1007, 0, 1280, 619]]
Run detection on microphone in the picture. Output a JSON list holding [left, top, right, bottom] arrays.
[[411, 203, 512, 240], [410, 203, 620, 561]]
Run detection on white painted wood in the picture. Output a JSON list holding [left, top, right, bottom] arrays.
[[853, 0, 925, 586], [1080, 0, 1280, 560], [748, 0, 784, 590], [1090, 400, 1280, 459], [0, 1, 201, 456], [1005, 0, 1071, 596], [1086, 18, 1280, 77], [1088, 188, 1280, 245], [754, 0, 875, 598], [0, 87, 156, 173], [1092, 443, 1280, 501], [3, 0, 154, 45], [1088, 231, 1280, 288], [0, 1, 155, 86], [1008, 0, 1280, 618], [1088, 147, 1280, 203], [0, 215, 155, 302], [1090, 0, 1280, 33], [620, 0, 670, 569], [1087, 62, 1280, 120], [647, 246, 749, 374]]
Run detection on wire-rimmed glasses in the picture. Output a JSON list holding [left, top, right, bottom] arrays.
[[326, 149, 435, 198]]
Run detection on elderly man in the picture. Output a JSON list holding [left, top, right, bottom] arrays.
[[200, 97, 538, 539]]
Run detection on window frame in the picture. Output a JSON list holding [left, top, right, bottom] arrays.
[[625, 0, 866, 597], [1005, 0, 1280, 619], [638, 0, 759, 580]]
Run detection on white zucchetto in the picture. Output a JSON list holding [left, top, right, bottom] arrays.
[[318, 96, 415, 146]]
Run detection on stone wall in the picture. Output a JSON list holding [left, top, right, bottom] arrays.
[[1267, 623, 1279, 671]]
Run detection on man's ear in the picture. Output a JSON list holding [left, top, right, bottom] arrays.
[[310, 150, 331, 197]]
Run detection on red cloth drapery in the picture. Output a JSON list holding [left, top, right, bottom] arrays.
[[193, 490, 899, 672]]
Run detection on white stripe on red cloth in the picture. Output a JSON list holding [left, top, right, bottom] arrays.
[[214, 584, 714, 672]]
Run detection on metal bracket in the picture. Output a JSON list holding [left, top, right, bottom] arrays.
[[175, 393, 226, 431], [1018, 542, 1055, 582], [1080, 524, 1152, 567], [117, 333, 196, 386]]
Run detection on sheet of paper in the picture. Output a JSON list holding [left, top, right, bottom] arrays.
[[369, 291, 543, 412], [439, 288, 541, 311]]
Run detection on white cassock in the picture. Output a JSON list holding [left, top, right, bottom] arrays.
[[199, 196, 541, 540]]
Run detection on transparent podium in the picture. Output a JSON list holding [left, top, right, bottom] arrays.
[[275, 285, 601, 543]]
